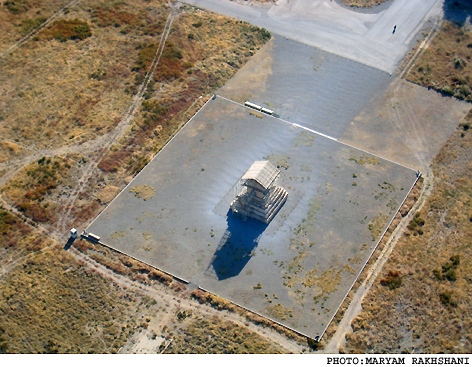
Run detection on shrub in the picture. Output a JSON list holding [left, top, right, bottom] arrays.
[[434, 255, 460, 281], [47, 19, 92, 42], [380, 270, 402, 290], [148, 270, 172, 285], [407, 213, 425, 235], [307, 337, 323, 350], [4, 0, 30, 14], [257, 28, 271, 42], [440, 292, 457, 307]]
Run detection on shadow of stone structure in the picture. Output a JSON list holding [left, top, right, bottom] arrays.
[[208, 210, 268, 280]]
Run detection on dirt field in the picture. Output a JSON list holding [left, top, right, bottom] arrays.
[[0, 0, 290, 354]]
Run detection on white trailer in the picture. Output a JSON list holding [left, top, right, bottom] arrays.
[[244, 101, 262, 111], [261, 107, 273, 115], [88, 233, 100, 242]]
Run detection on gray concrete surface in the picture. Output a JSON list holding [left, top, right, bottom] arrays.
[[218, 35, 392, 140], [183, 0, 443, 73], [87, 97, 417, 340]]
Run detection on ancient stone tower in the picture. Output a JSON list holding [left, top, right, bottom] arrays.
[[230, 161, 288, 224]]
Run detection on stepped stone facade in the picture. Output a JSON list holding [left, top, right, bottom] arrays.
[[230, 161, 288, 224]]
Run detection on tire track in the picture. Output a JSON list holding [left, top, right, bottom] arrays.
[[70, 248, 304, 354], [0, 0, 83, 58], [55, 4, 180, 237]]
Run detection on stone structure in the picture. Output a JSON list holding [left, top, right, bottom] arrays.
[[230, 161, 288, 224]]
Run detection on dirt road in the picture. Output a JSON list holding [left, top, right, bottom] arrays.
[[71, 249, 305, 353]]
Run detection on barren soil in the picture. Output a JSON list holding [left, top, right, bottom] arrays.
[[0, 0, 296, 354]]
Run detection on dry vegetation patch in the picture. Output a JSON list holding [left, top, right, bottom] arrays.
[[407, 21, 472, 102], [1, 156, 73, 224], [0, 0, 167, 149], [0, 248, 139, 353], [0, 0, 71, 50], [340, 0, 390, 8], [0, 209, 147, 353], [164, 314, 285, 354], [343, 112, 472, 353], [0, 140, 23, 163]]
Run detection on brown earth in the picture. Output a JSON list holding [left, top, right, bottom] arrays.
[[407, 21, 472, 103], [0, 0, 300, 354]]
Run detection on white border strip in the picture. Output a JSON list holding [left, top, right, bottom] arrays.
[[218, 95, 417, 172]]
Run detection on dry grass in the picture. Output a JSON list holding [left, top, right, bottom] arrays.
[[164, 314, 286, 354], [0, 140, 23, 163], [407, 21, 472, 102], [0, 0, 71, 50], [0, 208, 145, 353], [0, 0, 155, 149], [1, 156, 74, 224], [343, 111, 472, 353], [340, 0, 390, 8]]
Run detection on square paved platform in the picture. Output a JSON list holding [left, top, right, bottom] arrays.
[[87, 96, 417, 339]]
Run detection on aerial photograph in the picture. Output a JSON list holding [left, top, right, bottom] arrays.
[[0, 0, 471, 359]]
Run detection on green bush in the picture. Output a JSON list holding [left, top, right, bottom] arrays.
[[434, 255, 460, 281], [407, 213, 425, 235], [4, 0, 30, 14]]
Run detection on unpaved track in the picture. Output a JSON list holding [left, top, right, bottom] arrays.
[[71, 248, 305, 353], [55, 3, 180, 236], [0, 0, 83, 58]]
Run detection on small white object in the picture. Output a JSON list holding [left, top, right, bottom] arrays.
[[88, 233, 100, 242], [70, 228, 77, 239]]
